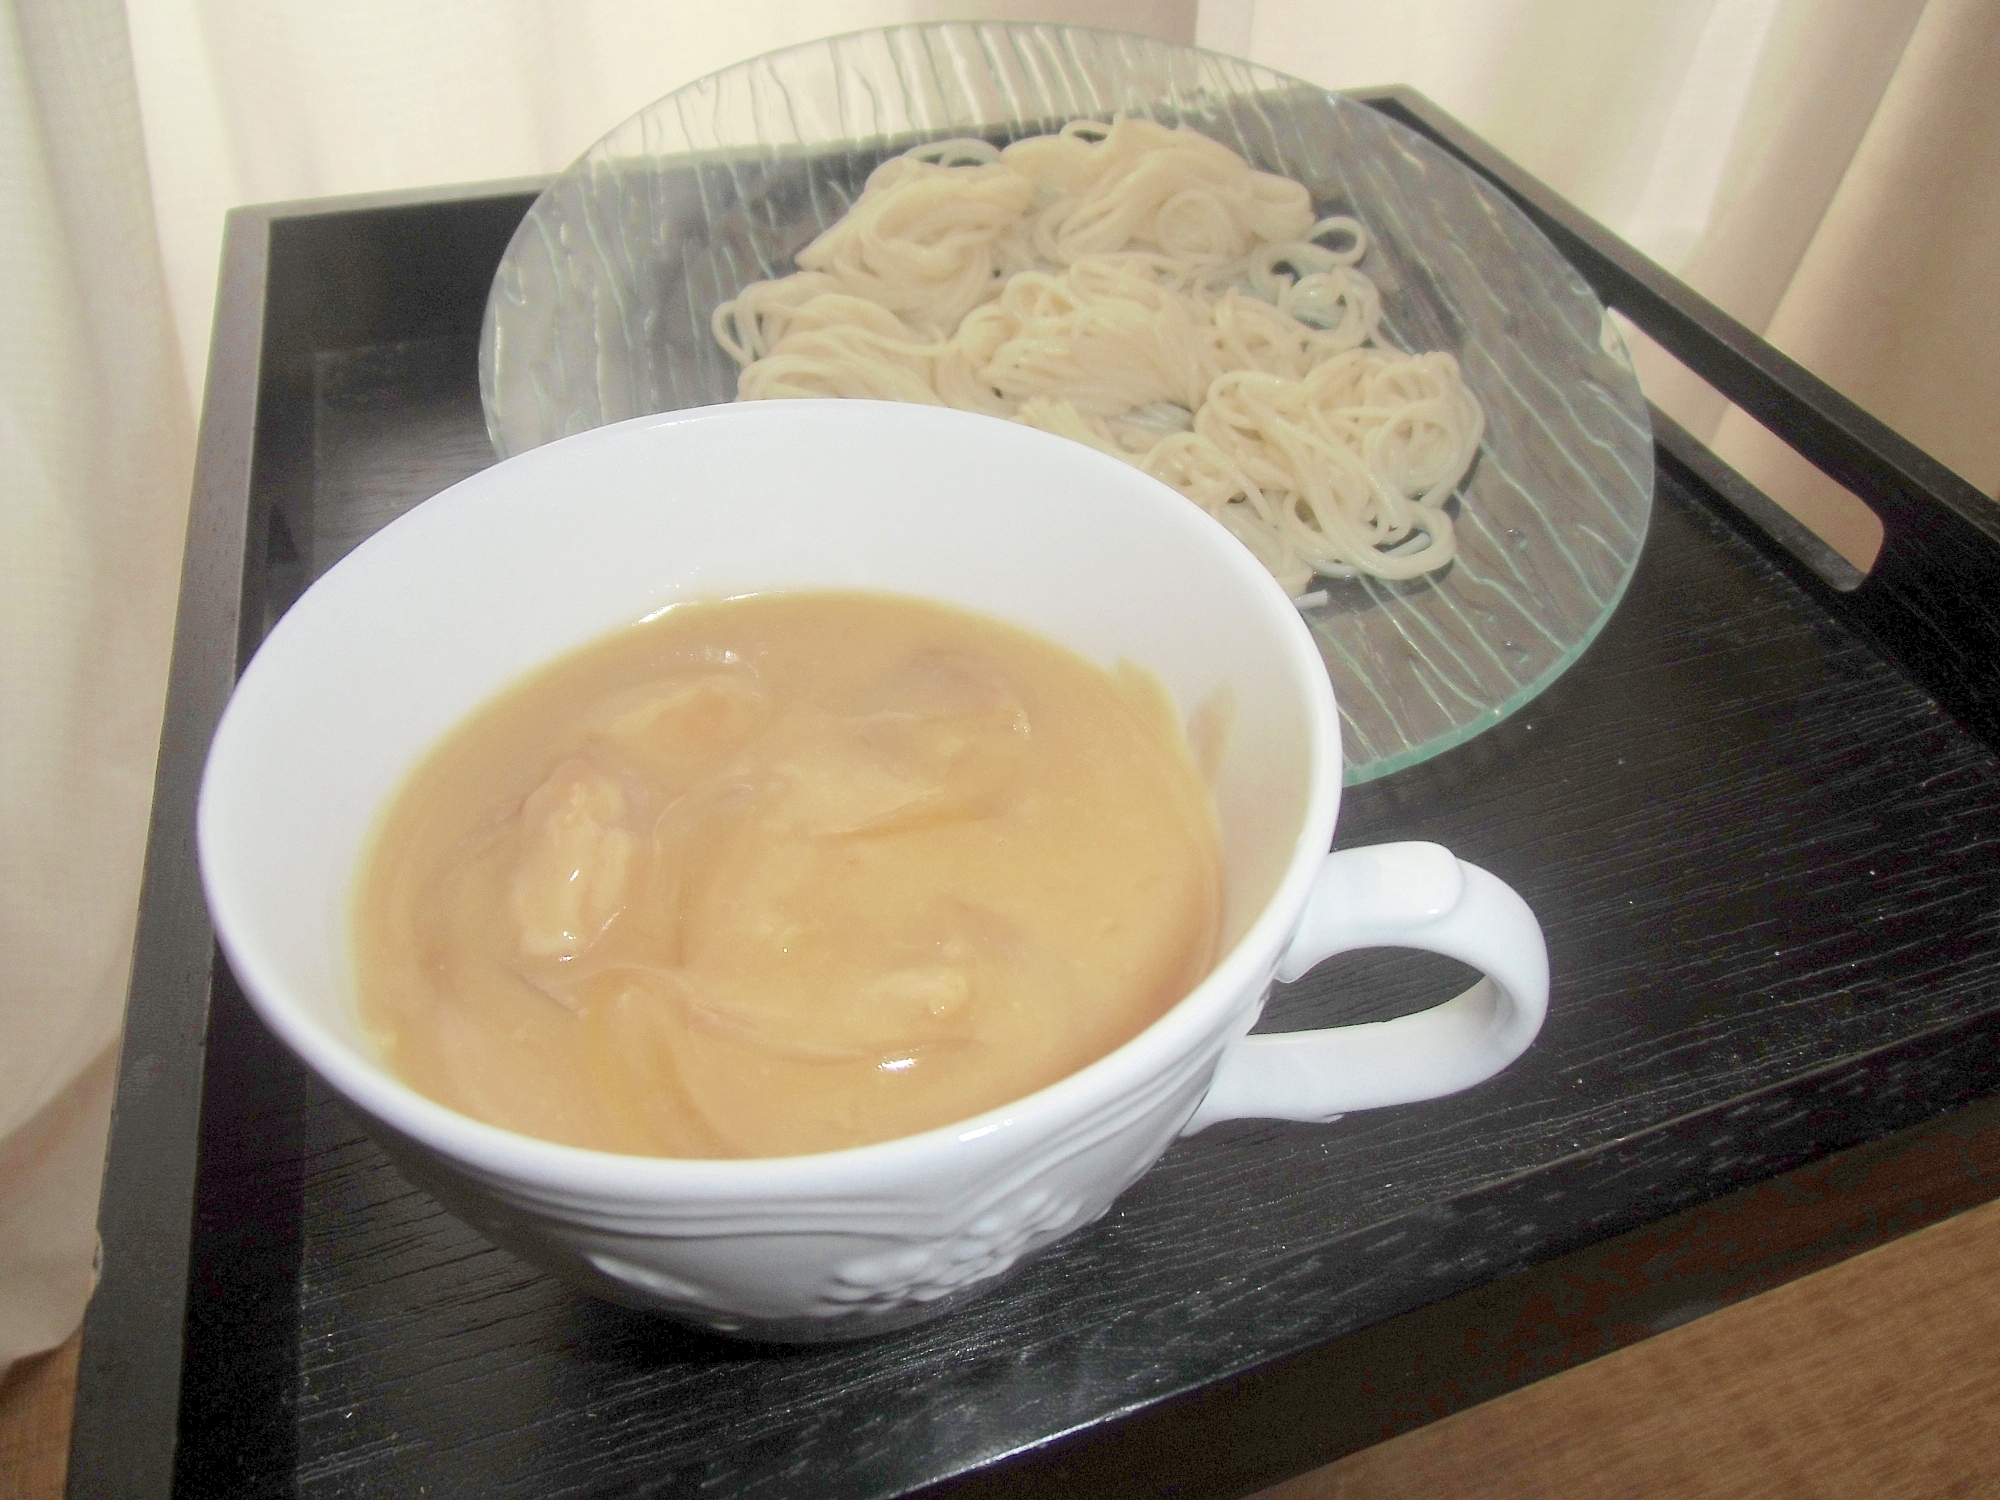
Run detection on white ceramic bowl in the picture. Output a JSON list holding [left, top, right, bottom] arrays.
[[198, 401, 1547, 1340]]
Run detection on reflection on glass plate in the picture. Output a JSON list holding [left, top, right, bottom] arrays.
[[480, 22, 1653, 784]]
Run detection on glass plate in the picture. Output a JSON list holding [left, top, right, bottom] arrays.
[[479, 22, 1654, 784]]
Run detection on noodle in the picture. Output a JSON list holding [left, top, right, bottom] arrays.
[[711, 117, 1484, 591]]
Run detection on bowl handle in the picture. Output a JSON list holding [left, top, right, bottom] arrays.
[[1181, 842, 1548, 1134]]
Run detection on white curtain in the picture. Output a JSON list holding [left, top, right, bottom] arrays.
[[6, 0, 1995, 1372], [1, 0, 193, 1369], [1702, 0, 2000, 567]]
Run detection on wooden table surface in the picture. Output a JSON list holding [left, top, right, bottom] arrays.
[[1262, 1194, 2000, 1499]]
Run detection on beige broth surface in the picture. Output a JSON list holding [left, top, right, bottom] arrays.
[[353, 591, 1223, 1158]]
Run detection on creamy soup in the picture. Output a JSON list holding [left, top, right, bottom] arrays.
[[352, 590, 1223, 1158]]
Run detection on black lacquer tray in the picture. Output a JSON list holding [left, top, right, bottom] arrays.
[[69, 91, 2000, 1499]]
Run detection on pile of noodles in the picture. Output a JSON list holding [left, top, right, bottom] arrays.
[[712, 117, 1483, 591]]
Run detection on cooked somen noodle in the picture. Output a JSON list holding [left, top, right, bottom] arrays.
[[713, 118, 1483, 591]]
